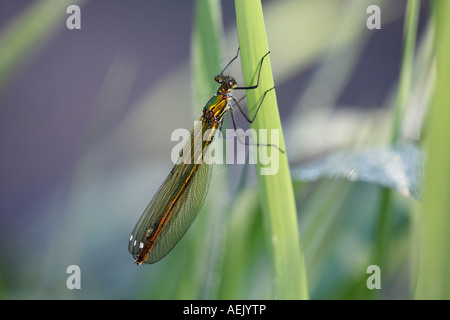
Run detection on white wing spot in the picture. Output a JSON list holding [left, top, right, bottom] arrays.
[[139, 242, 144, 249], [134, 240, 137, 246], [129, 235, 133, 241]]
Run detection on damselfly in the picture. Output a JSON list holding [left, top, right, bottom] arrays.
[[128, 49, 276, 265]]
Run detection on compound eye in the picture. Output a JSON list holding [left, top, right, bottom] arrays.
[[214, 75, 222, 83], [228, 79, 236, 87]]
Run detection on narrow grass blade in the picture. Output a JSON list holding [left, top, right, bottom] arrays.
[[174, 0, 228, 299], [235, 0, 308, 299], [414, 0, 450, 300], [373, 0, 419, 297]]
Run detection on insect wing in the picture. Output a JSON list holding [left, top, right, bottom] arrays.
[[128, 121, 214, 264]]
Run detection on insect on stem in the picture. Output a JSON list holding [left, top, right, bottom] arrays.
[[128, 50, 280, 265]]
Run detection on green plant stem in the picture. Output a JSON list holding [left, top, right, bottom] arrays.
[[391, 0, 420, 142], [373, 0, 419, 298], [415, 0, 450, 299], [235, 0, 308, 299], [191, 0, 223, 111], [181, 0, 225, 299]]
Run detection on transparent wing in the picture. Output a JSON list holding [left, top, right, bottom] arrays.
[[128, 120, 216, 264]]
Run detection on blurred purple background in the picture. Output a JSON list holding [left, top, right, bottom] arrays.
[[1, 1, 205, 227]]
